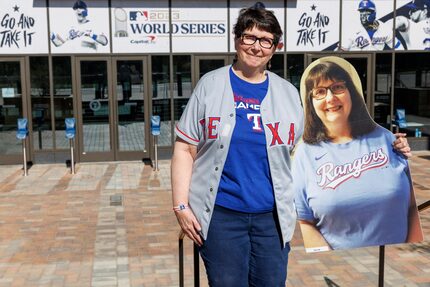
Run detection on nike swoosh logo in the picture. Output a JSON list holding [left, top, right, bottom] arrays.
[[315, 153, 328, 161]]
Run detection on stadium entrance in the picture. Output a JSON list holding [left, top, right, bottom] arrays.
[[76, 57, 149, 162]]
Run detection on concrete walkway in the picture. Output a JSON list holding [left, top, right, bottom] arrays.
[[0, 152, 429, 287]]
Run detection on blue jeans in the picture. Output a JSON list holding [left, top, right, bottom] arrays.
[[199, 205, 290, 287]]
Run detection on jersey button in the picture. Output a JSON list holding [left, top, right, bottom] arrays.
[[215, 167, 219, 171], [210, 188, 213, 192], [206, 208, 210, 213], [229, 113, 233, 117], [220, 145, 224, 149]]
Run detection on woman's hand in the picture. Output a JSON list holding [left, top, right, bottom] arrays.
[[393, 133, 412, 158], [175, 209, 203, 246]]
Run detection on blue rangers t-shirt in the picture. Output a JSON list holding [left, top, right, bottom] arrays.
[[215, 67, 274, 213], [293, 126, 411, 250]]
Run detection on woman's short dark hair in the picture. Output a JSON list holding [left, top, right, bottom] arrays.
[[303, 61, 376, 144], [233, 2, 282, 46]]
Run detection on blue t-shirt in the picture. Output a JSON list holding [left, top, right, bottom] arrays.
[[293, 126, 410, 249], [216, 68, 274, 213]]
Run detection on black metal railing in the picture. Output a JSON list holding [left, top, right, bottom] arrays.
[[178, 230, 200, 287]]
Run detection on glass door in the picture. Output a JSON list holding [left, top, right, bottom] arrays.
[[195, 56, 228, 82], [0, 58, 27, 164], [76, 58, 114, 162], [305, 54, 373, 116], [113, 58, 149, 160]]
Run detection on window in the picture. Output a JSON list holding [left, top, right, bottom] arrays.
[[152, 56, 171, 147]]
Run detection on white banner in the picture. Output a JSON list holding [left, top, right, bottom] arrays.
[[172, 0, 228, 53], [49, 0, 110, 54], [342, 0, 395, 51], [229, 0, 285, 52], [395, 0, 430, 51], [111, 0, 169, 53], [286, 0, 339, 51], [0, 0, 49, 54]]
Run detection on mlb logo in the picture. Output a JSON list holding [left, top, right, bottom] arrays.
[[142, 11, 149, 21], [129, 11, 149, 21]]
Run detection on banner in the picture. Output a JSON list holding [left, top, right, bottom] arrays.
[[0, 0, 49, 54], [111, 0, 169, 53], [172, 0, 228, 53], [49, 0, 110, 54], [395, 0, 430, 51], [229, 0, 284, 52], [341, 0, 395, 51], [286, 0, 339, 51]]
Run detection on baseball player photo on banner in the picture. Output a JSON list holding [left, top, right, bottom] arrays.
[[49, 0, 110, 54], [229, 0, 284, 52], [0, 0, 49, 54], [286, 0, 339, 52], [395, 0, 430, 50], [171, 0, 228, 53], [293, 56, 424, 253], [111, 0, 170, 53], [341, 0, 396, 51]]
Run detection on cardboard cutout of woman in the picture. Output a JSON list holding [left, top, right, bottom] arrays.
[[293, 56, 423, 252]]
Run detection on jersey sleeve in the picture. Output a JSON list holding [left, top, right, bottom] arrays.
[[175, 80, 205, 145], [341, 36, 353, 51], [293, 144, 316, 222], [382, 20, 394, 49]]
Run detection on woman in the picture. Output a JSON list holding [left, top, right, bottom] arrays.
[[293, 56, 422, 252], [171, 2, 304, 286]]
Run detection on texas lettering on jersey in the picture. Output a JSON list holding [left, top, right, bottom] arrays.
[[199, 117, 220, 140], [197, 94, 296, 146], [316, 148, 389, 189], [235, 93, 296, 146]]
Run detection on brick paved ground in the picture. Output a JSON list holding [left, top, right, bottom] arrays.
[[0, 152, 429, 287]]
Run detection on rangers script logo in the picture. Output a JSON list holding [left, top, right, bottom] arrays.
[[316, 148, 388, 189]]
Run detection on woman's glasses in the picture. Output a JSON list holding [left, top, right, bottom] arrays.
[[241, 33, 275, 49], [310, 81, 347, 100]]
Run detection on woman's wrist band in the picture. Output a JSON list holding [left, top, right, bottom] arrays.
[[173, 204, 189, 211]]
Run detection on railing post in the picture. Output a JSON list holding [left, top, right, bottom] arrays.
[[70, 138, 75, 174], [179, 230, 185, 287], [151, 115, 160, 171], [154, 135, 159, 171], [22, 138, 28, 176], [378, 245, 385, 287], [193, 243, 200, 287], [178, 231, 200, 287], [65, 118, 76, 174], [16, 118, 29, 176]]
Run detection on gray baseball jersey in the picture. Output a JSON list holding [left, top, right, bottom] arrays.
[[401, 19, 430, 50], [175, 65, 304, 245], [343, 20, 393, 50]]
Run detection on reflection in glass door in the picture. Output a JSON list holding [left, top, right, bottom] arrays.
[[0, 59, 25, 164], [197, 57, 227, 79], [114, 59, 147, 159], [152, 56, 171, 147], [78, 59, 113, 161]]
